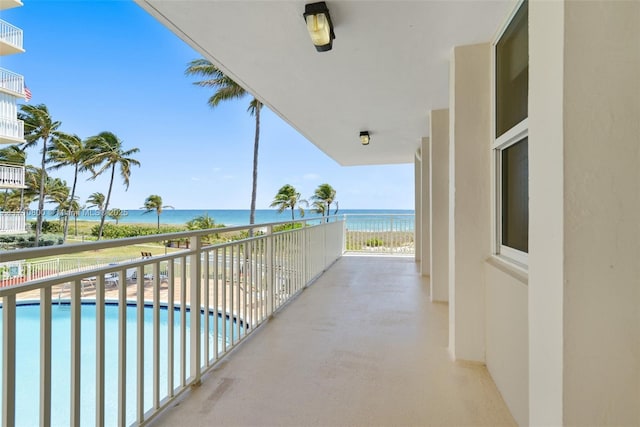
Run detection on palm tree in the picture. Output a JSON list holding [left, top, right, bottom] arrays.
[[311, 200, 326, 217], [186, 213, 220, 244], [270, 184, 307, 221], [86, 192, 105, 212], [108, 208, 123, 225], [85, 132, 140, 240], [185, 59, 263, 226], [47, 133, 89, 241], [4, 190, 24, 212], [311, 183, 337, 222], [47, 179, 70, 225], [18, 104, 62, 245], [186, 213, 217, 230], [20, 165, 40, 210], [69, 201, 82, 236], [0, 145, 26, 211], [142, 195, 173, 230]]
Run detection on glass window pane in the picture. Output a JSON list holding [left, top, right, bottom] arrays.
[[496, 1, 528, 137], [502, 138, 528, 252]]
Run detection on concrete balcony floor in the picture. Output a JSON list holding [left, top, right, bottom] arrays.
[[151, 255, 515, 426]]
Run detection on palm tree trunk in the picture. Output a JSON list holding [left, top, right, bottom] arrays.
[[97, 165, 116, 240], [249, 103, 261, 227], [291, 206, 295, 221], [62, 164, 79, 242], [35, 138, 48, 246], [157, 213, 160, 231]]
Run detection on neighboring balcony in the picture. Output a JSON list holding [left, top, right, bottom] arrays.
[[0, 116, 24, 144], [0, 163, 25, 189], [0, 212, 25, 234], [0, 68, 25, 98], [0, 0, 23, 11], [0, 20, 24, 56]]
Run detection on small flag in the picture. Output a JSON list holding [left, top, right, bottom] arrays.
[[24, 85, 32, 102]]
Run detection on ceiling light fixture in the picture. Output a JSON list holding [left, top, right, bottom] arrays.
[[303, 2, 335, 52], [360, 131, 370, 146]]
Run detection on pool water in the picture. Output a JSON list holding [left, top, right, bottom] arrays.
[[0, 303, 244, 426]]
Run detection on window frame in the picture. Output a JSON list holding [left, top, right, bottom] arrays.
[[491, 0, 529, 268]]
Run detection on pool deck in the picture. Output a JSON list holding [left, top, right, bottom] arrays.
[[147, 255, 516, 426]]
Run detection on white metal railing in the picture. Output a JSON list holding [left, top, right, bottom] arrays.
[[0, 163, 24, 187], [0, 217, 343, 426], [0, 256, 139, 287], [343, 214, 415, 254], [0, 68, 24, 96], [0, 20, 23, 50], [0, 212, 24, 235], [0, 117, 24, 141]]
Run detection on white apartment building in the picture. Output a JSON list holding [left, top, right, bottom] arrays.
[[0, 0, 27, 234]]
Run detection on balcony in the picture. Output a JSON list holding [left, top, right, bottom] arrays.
[[0, 68, 25, 98], [0, 215, 513, 425], [0, 163, 25, 189], [0, 212, 25, 234], [0, 0, 23, 11], [153, 255, 515, 426], [0, 20, 24, 56], [0, 117, 24, 144]]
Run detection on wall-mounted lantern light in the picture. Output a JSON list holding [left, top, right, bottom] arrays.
[[360, 131, 370, 146], [303, 2, 335, 52]]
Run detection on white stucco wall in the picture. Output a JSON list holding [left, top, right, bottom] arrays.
[[528, 1, 565, 424], [429, 109, 449, 302], [530, 1, 640, 425], [448, 43, 490, 362], [561, 1, 640, 424], [420, 137, 430, 277], [414, 151, 422, 264], [485, 262, 529, 426]]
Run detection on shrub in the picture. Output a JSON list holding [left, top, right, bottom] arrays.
[[31, 220, 63, 234], [365, 237, 384, 247], [92, 224, 186, 239], [273, 223, 304, 232]]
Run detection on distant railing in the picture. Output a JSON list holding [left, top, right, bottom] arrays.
[[0, 117, 24, 141], [0, 68, 24, 96], [0, 19, 23, 50], [0, 212, 25, 235], [343, 214, 415, 254], [0, 217, 343, 426], [0, 163, 25, 187], [0, 256, 139, 287]]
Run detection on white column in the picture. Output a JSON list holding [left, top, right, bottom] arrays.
[[448, 43, 491, 362], [528, 0, 564, 424], [414, 150, 422, 263], [529, 1, 640, 425], [429, 109, 449, 302], [420, 137, 430, 276]]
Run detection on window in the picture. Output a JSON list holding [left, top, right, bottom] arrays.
[[494, 0, 528, 264], [501, 137, 528, 252]]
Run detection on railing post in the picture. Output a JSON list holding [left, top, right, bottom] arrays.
[[189, 234, 202, 386], [2, 295, 16, 427], [342, 215, 347, 253], [265, 225, 274, 317]]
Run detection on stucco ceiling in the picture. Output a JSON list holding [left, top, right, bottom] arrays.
[[135, 0, 513, 166]]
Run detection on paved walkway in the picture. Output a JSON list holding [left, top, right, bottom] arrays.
[[150, 255, 516, 426]]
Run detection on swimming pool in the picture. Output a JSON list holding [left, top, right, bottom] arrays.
[[0, 302, 244, 426]]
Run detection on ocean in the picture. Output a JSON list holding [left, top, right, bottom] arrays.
[[27, 209, 415, 227]]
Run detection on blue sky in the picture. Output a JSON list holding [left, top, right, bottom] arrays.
[[1, 0, 415, 210]]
